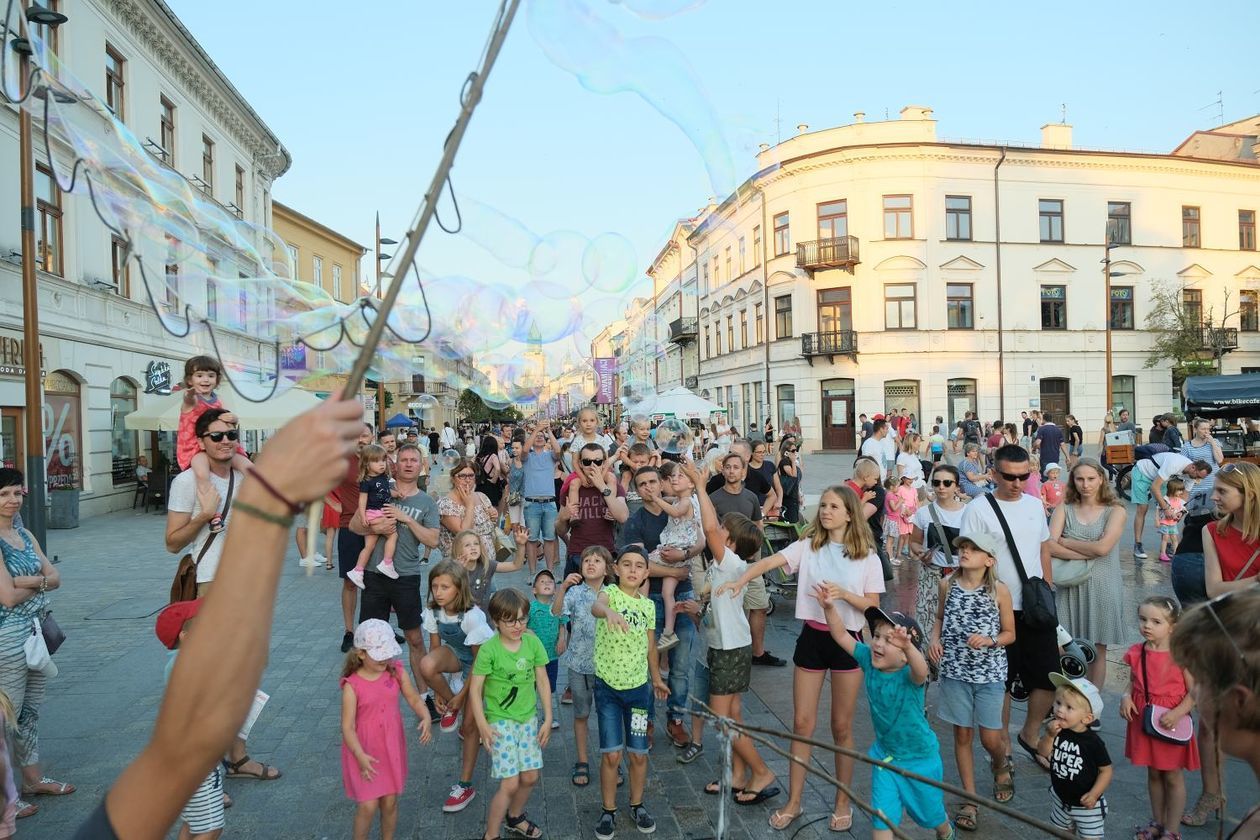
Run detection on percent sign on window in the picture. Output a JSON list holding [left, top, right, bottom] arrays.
[[42, 400, 77, 467]]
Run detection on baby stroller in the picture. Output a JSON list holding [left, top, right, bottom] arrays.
[[761, 518, 803, 616]]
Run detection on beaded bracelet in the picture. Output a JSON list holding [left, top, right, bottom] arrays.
[[248, 469, 303, 514], [232, 500, 295, 529]]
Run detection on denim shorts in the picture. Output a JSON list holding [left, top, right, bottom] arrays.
[[488, 717, 544, 779], [594, 677, 650, 755], [524, 499, 557, 542], [937, 676, 1005, 731]]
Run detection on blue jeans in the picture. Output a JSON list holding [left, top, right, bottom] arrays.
[[646, 591, 696, 722], [1171, 552, 1207, 606], [688, 656, 711, 716]]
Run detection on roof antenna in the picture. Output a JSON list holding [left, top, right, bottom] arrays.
[[1198, 90, 1224, 126], [1060, 103, 1067, 124]]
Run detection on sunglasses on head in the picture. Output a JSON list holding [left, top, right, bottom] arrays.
[[996, 469, 1031, 482], [931, 479, 956, 487], [581, 458, 604, 467], [203, 430, 239, 442], [1201, 590, 1248, 663]]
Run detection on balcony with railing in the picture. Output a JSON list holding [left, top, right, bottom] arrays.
[[668, 316, 698, 344], [1196, 325, 1239, 352], [796, 236, 860, 273], [801, 330, 858, 364]]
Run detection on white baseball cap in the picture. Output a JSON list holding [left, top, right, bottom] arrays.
[[1049, 672, 1104, 718]]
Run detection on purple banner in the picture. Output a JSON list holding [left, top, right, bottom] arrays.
[[594, 357, 616, 405]]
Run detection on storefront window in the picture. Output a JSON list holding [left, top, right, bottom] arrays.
[[44, 370, 82, 490], [111, 378, 139, 486]]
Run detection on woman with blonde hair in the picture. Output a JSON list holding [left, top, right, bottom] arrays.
[[715, 485, 884, 832], [1171, 586, 1260, 837], [1049, 458, 1128, 686], [1098, 412, 1118, 479]]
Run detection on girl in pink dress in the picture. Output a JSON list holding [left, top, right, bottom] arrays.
[[885, 474, 918, 562], [1119, 597, 1198, 840], [178, 355, 252, 531], [341, 619, 433, 840]]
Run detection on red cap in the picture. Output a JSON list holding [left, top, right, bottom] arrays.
[[872, 413, 886, 420], [156, 599, 203, 650]]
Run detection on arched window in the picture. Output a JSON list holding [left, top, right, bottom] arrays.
[[44, 370, 82, 489], [111, 378, 139, 486]]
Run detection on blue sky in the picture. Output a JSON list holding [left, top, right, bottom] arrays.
[[166, 0, 1259, 371]]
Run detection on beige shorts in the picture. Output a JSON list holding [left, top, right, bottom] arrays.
[[743, 573, 769, 611]]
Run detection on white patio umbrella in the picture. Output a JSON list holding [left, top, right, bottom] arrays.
[[627, 386, 723, 420], [124, 383, 332, 432]]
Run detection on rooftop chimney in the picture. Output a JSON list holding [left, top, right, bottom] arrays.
[[899, 105, 934, 121], [1041, 123, 1073, 149], [758, 143, 770, 152], [796, 123, 809, 134], [853, 111, 865, 123]]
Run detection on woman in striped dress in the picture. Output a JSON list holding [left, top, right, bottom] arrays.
[[1180, 418, 1224, 515], [0, 469, 73, 820]]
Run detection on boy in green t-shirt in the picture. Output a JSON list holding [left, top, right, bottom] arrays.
[[590, 548, 669, 840], [526, 568, 567, 731], [471, 588, 551, 840]]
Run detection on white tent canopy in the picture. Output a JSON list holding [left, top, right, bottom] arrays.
[[124, 383, 335, 432], [627, 386, 723, 420]]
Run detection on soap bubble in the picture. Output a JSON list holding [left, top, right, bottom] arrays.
[[413, 394, 439, 411], [441, 448, 463, 470], [653, 417, 693, 455]]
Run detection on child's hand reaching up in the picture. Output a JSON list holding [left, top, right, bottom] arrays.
[[513, 524, 529, 546], [886, 625, 913, 651], [811, 582, 843, 609]]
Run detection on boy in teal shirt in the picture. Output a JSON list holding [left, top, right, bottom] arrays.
[[814, 586, 955, 840], [526, 568, 567, 730], [471, 588, 551, 840], [590, 548, 669, 840]]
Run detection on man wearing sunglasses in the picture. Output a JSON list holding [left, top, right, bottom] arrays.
[[165, 407, 283, 782], [960, 444, 1056, 767], [556, 442, 627, 578]]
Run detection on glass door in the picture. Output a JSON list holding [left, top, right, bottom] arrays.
[[1, 408, 23, 470]]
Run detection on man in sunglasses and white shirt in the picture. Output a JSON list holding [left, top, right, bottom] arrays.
[[164, 406, 283, 782]]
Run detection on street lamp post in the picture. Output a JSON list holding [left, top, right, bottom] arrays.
[[373, 212, 397, 432], [1103, 240, 1129, 415], [16, 4, 69, 548]]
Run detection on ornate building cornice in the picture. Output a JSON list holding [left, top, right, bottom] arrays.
[[106, 0, 290, 179]]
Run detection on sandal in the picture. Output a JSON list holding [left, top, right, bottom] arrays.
[[21, 777, 76, 796], [571, 762, 590, 787], [224, 755, 282, 781], [955, 802, 978, 832], [992, 758, 1015, 803], [504, 811, 543, 839], [829, 807, 853, 832], [1015, 734, 1050, 771], [1182, 792, 1225, 826], [677, 742, 704, 764], [14, 800, 37, 819], [1134, 821, 1164, 840], [735, 785, 781, 806], [704, 779, 745, 796], [769, 809, 802, 831]]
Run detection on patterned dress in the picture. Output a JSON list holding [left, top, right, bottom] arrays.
[[1056, 505, 1127, 647]]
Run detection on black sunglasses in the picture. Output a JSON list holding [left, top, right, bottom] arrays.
[[581, 458, 605, 467], [931, 479, 956, 487], [203, 430, 240, 442], [996, 469, 1031, 482]]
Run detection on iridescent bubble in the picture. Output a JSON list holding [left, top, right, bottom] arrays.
[[413, 394, 439, 411], [441, 448, 462, 470], [653, 417, 693, 455], [582, 232, 638, 293]]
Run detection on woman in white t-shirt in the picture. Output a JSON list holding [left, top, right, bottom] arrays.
[[713, 416, 732, 450], [717, 485, 884, 832], [896, 433, 926, 488]]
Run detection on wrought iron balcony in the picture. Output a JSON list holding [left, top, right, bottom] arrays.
[[1196, 325, 1239, 352], [801, 330, 858, 364], [668, 316, 698, 344], [796, 236, 860, 273]]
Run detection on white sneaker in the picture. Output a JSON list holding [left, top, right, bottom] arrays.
[[298, 556, 315, 568], [376, 559, 400, 580], [346, 568, 366, 590], [313, 552, 327, 567]]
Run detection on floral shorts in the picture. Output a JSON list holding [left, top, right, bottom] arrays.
[[488, 717, 543, 779]]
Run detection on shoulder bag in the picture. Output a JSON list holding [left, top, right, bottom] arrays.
[[170, 469, 236, 603], [925, 503, 958, 569], [985, 494, 1058, 629], [1140, 644, 1193, 744], [1050, 507, 1102, 589]]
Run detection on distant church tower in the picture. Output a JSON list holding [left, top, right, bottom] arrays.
[[523, 320, 546, 385]]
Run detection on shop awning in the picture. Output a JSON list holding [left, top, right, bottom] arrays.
[[1182, 373, 1260, 419]]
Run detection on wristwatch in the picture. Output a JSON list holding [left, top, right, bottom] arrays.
[[600, 487, 612, 498]]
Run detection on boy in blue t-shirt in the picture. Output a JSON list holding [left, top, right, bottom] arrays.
[[814, 585, 954, 840], [526, 569, 567, 730]]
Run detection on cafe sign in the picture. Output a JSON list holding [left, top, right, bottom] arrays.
[[144, 360, 173, 395]]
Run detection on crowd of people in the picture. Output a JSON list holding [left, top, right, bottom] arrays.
[[0, 364, 1253, 839]]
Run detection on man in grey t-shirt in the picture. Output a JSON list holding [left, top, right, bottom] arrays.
[[355, 444, 440, 699]]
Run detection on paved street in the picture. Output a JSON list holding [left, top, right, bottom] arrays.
[[22, 452, 1260, 838]]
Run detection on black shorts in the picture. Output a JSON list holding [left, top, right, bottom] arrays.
[[359, 572, 423, 631], [792, 623, 860, 672], [1006, 611, 1059, 693], [337, 528, 365, 579]]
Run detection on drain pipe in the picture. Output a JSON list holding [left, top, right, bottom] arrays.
[[993, 148, 1007, 418], [758, 182, 772, 433]]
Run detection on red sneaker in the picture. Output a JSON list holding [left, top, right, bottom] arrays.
[[442, 782, 475, 813], [439, 710, 459, 733]]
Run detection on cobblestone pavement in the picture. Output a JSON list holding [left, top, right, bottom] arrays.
[[22, 453, 1260, 838]]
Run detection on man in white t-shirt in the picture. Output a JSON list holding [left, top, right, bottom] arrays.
[[960, 443, 1055, 767], [164, 406, 281, 782], [860, 418, 890, 481], [1130, 452, 1212, 560], [439, 421, 459, 451]]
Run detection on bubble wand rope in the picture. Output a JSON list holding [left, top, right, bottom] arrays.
[[305, 0, 520, 567]]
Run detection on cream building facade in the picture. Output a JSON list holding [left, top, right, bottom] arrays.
[[0, 0, 291, 518], [661, 106, 1260, 451]]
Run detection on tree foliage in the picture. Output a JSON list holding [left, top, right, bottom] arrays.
[[1143, 281, 1234, 386], [457, 389, 523, 423]]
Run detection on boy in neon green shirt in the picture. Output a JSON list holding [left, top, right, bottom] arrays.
[[590, 548, 669, 839]]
